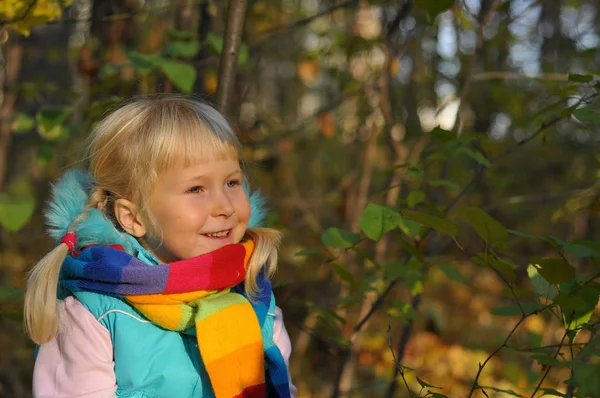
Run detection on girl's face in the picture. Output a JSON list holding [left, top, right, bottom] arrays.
[[142, 154, 251, 263]]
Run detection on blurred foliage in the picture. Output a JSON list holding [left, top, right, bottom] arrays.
[[1, 0, 600, 397]]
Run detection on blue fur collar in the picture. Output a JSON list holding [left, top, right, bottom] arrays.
[[45, 169, 268, 257]]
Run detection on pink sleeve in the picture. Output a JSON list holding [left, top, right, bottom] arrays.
[[273, 306, 297, 398], [33, 296, 117, 398]]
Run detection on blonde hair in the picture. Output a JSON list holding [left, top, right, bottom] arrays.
[[24, 96, 280, 344]]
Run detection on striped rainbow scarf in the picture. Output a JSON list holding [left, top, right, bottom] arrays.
[[60, 240, 291, 398]]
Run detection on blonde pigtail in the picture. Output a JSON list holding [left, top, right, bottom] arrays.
[[23, 240, 71, 344], [24, 191, 104, 344], [244, 227, 282, 300]]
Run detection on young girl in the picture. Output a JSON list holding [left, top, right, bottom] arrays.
[[24, 97, 297, 398]]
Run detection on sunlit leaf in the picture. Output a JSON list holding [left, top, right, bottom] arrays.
[[321, 228, 360, 249], [527, 264, 557, 300], [0, 194, 35, 232], [554, 283, 599, 340], [36, 107, 71, 139], [11, 113, 35, 134]]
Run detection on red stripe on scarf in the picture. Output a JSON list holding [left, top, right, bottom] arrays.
[[164, 244, 247, 293]]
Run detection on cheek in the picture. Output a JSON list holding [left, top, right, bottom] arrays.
[[236, 196, 251, 223]]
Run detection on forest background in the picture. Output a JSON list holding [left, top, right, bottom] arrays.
[[0, 0, 599, 397]]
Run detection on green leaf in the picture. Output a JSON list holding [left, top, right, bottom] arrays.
[[549, 236, 598, 258], [166, 40, 200, 58], [360, 203, 407, 240], [11, 113, 35, 134], [384, 261, 423, 289], [165, 28, 195, 41], [459, 207, 507, 243], [478, 386, 523, 397], [157, 58, 196, 93], [437, 264, 465, 283], [560, 104, 579, 118], [388, 299, 418, 322], [571, 363, 600, 397], [416, 376, 442, 390], [491, 302, 544, 316], [568, 73, 593, 83], [401, 210, 458, 237], [295, 247, 323, 256], [321, 228, 360, 249], [531, 355, 569, 368], [407, 164, 424, 178], [383, 260, 406, 281], [537, 388, 566, 397], [206, 32, 224, 54], [333, 262, 355, 285], [427, 179, 460, 191], [36, 107, 71, 139], [554, 284, 599, 340], [430, 126, 454, 142], [426, 393, 448, 398], [527, 264, 557, 300], [407, 190, 425, 208], [507, 229, 548, 240], [530, 258, 575, 284], [0, 194, 35, 232], [574, 107, 600, 125], [462, 147, 491, 167], [127, 51, 158, 75]]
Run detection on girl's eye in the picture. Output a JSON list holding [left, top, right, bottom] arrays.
[[188, 186, 203, 194], [226, 179, 240, 188]]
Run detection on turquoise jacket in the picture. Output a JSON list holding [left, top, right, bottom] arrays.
[[40, 170, 280, 397]]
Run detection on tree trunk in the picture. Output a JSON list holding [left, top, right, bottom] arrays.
[[0, 34, 23, 192], [216, 0, 247, 118]]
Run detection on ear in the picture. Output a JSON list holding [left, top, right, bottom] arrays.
[[114, 199, 147, 238]]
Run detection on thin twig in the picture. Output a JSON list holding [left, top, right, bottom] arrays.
[[467, 314, 529, 398], [530, 320, 573, 398], [350, 100, 583, 364], [249, 0, 358, 45], [387, 317, 414, 397]]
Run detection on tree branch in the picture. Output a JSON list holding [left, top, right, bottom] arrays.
[[216, 0, 247, 117]]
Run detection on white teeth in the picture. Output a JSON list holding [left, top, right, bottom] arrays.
[[206, 230, 229, 238]]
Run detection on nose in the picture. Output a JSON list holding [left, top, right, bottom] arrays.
[[211, 189, 234, 218]]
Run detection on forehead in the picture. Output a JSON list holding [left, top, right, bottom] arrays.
[[158, 152, 241, 182]]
